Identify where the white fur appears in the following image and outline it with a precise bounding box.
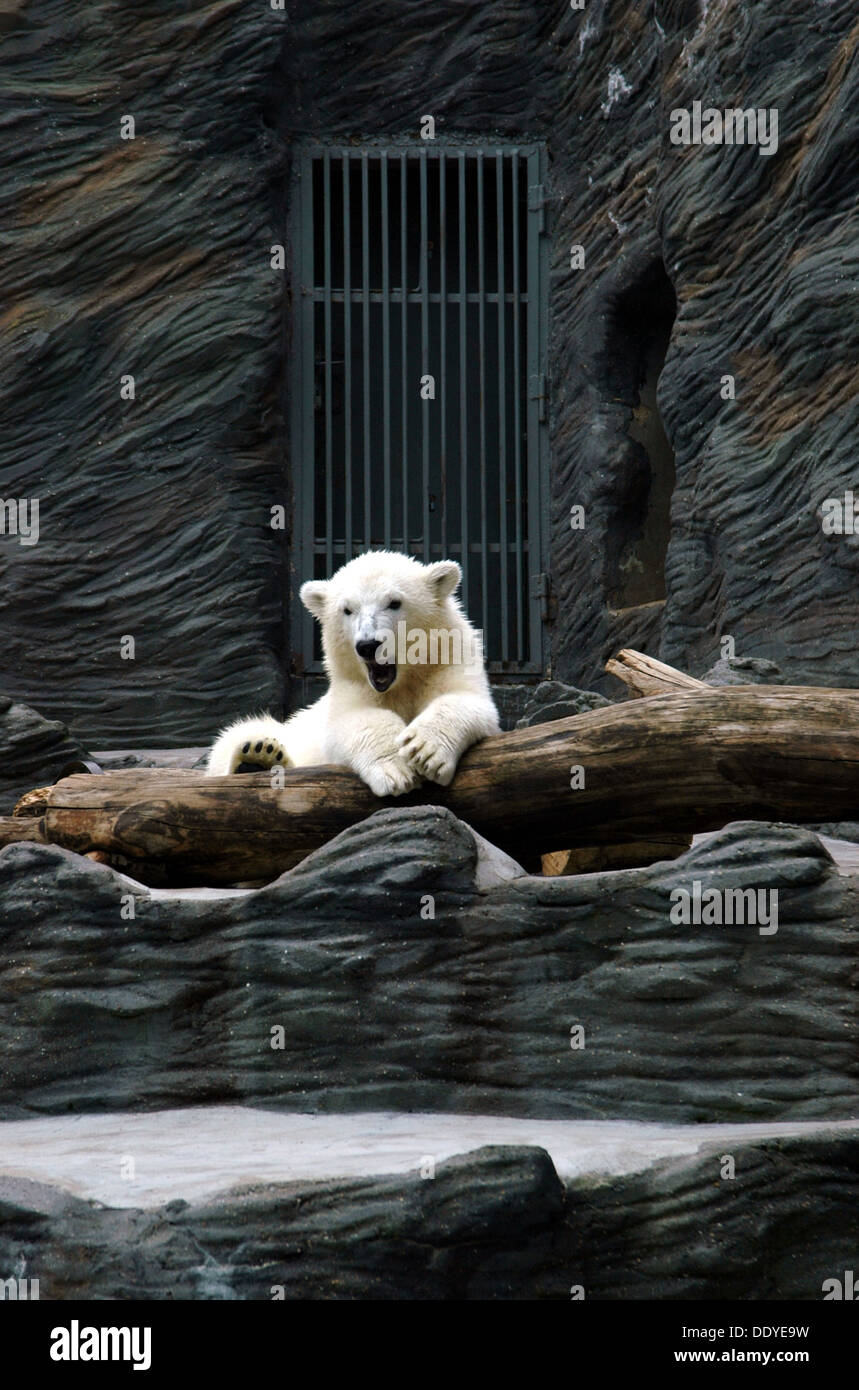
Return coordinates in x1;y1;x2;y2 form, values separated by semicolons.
205;551;500;796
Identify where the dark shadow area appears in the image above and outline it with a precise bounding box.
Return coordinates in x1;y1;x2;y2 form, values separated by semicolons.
604;262;677;610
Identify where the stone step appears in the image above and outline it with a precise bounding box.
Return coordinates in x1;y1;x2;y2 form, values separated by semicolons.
1;1108;857;1299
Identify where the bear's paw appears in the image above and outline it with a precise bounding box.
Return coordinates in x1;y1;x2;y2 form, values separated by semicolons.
362;753;423;798
236;735;291;770
396;725;458;787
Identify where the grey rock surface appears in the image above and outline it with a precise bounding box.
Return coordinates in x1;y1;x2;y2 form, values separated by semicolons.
1;3;286;747
2;0;857;1305
1;3;856;742
1;1119;857;1299
90;748;210;771
702;657;786;687
549;1;859;695
1;807;856;1124
515;681;611;728
0;697;90;813
489;685;537;732
813;822;859;847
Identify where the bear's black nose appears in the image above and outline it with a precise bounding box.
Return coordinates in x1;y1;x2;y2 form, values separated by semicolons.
356;639;381;662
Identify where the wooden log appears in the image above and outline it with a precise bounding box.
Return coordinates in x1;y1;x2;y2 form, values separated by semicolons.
35;684;859;884
542;835;693;877
12;785;52;817
542;650;703;871
606;648;709;697
0;815;47;846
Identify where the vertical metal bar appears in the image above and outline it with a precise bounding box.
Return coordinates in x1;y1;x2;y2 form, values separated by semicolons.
381;151;391;550
439;149;447;561
298;149;318;669
361;152;371;550
343;153;353;562
458;153;468;598
477;150;488;645
420;148;430;562
323;150;333;579
526;149;543;670
537;147;550;674
511;149;523;663
401;152;409;554
496;149;508;663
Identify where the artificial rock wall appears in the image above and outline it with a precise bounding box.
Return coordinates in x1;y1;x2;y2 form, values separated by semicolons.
2;0;857;745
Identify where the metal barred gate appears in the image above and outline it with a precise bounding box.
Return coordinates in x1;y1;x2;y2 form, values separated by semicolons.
289;142;549;681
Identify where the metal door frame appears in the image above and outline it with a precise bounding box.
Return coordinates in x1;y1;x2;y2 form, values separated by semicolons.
288;139;550;688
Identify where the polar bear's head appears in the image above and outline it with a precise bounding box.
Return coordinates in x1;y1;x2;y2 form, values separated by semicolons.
300;551;463;693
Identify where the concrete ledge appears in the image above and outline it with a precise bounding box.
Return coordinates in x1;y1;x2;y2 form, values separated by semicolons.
2;1110;858;1299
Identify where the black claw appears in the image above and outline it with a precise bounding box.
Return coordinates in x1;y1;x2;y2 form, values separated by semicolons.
242;742;250;754
255;741;263;752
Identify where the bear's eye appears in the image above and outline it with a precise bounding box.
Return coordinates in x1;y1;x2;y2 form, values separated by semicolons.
388;599;401;610
343;606;352;616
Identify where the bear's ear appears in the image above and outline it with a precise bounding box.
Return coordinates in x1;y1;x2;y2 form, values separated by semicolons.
425;560;462;601
300;580;329;618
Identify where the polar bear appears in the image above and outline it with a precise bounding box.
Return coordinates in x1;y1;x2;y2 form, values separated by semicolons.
205;550;500;797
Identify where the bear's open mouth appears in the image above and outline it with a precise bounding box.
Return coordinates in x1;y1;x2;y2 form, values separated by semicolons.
365;660;397;693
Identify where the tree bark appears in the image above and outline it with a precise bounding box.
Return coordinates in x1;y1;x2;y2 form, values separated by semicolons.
606;648;710;697
541;649;703;873
30;683;859;885
0;815;47;847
